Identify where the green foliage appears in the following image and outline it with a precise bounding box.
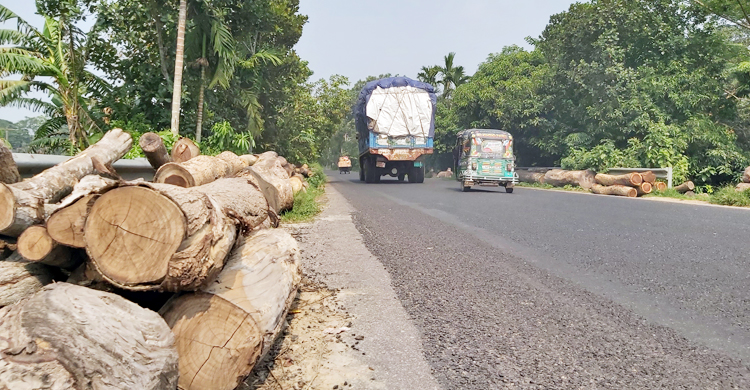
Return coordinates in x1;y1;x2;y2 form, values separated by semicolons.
280;162;326;223
201;120;252;155
710;186;750;206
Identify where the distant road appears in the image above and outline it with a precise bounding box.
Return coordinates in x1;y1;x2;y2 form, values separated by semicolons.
328;172;750;389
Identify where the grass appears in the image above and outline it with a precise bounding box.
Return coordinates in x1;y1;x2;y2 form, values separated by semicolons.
644;188;710;202
709;186;750;207
280;163;327;223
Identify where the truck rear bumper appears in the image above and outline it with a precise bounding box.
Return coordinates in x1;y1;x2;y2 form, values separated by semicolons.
364;148;433;161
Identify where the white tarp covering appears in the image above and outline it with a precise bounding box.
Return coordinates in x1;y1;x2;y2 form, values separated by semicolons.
365;86;434;137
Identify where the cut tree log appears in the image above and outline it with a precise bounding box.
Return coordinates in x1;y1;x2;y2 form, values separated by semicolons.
46;175;119;248
636;182;653;196
290;174;305;193
0;128;132;236
0;235;17;259
154;151;249;187
674;181;695;194
0;252;54;307
0;283;178;390
544;169;596;189
0;142;20;184
684;190;696;197
139;132;172;169
241;154;258;166
517;170;546;184
595;172;642;187
639;170;656;184
236;166;293;214
591;184;637;197
171;137;200;163
160;229;301;390
736;183;750;192
653;181;667;191
17;225;79;269
743;167;750;183
84;178;269;291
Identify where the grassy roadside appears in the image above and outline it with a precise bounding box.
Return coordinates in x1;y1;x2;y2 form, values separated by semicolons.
280;163;327;223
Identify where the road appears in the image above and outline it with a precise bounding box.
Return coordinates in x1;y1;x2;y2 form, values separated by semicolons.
327;171;750;389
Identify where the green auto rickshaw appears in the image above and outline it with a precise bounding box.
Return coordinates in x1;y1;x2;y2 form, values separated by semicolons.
453;129;518;193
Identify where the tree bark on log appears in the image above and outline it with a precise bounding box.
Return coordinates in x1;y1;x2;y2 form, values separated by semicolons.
517;170;546;184
160;229;301;390
0;142;20;184
674;181;695;194
653;181;667;191
595;172;642;187
154;152;248;187
0;252;54;307
236;166;293;214
241;154;258;166
544;169;596;189
639;171;656;184
0;283;178;390
736;183;750;191
0;235;17;260
742;167;750;183
0;129;132;237
140;132;172;169
171;137;200;163
290;174;305;193
84;178;269;291
17;225;79;269
636;182;653;196
591;184;637;197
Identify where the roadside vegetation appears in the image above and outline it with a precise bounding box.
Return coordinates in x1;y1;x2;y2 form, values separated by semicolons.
281;163;327;223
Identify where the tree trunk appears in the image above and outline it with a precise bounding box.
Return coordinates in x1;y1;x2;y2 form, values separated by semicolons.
241;154;259;166
0;143;20;184
517;170;546;184
149;0;171;85
170;0;188;136
0;252;54;307
154;152;247;187
140;132;172;169
0;235;17;260
0;129;132;236
17;225;78;269
595;172;642;187
653;181;667;191
636;182;653;196
290;174;305;193
736;183;750;191
591;184;637;197
196;65;206;143
84;178;269;292
544;169;596;189
674;181;695;194
160;229;301;390
236;166;293;214
639;171;656;184
171;137;200;163
0;283;178;390
743;167;750;183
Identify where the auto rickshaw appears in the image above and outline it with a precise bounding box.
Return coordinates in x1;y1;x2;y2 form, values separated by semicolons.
453;129;517;193
338;156;352;174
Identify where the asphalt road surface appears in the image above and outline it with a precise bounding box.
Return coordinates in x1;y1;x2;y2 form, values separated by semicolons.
327;171;750;389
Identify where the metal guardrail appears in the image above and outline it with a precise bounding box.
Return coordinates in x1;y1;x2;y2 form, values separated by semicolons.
13;153;156;181
516;166;674;188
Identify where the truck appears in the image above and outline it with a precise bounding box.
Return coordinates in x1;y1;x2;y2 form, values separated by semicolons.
354;77;436;183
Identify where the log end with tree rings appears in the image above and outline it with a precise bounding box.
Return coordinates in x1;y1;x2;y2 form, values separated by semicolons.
17;225;56;262
160;293;263;390
47;194;97;248
0;183;15;233
154;163;194;187
171;137;200;163
85;186;186;287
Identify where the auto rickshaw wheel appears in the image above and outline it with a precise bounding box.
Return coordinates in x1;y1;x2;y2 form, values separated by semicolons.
461;180;471;192
505;186;514;193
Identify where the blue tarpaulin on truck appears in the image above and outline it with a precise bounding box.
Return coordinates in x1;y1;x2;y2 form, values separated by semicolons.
354;77;438;138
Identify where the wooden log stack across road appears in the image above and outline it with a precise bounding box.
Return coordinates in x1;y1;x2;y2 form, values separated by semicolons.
0;128;310;389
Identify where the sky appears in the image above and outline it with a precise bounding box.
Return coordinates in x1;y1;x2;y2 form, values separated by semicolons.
0;0;577;123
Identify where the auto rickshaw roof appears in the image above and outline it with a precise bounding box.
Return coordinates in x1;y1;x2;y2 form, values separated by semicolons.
456;129;512;138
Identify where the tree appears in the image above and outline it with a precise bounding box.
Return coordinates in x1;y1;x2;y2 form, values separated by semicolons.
417;65;441;92
0;3;107;151
438;52;469;99
170;0;187;136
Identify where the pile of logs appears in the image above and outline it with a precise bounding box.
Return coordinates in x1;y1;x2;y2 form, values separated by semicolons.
0;129;311;389
517;168;691;198
736;166;750;192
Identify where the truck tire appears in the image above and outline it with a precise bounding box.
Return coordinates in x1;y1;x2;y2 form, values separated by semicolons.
359;158;365;181
364;157;380;183
409;165;425;183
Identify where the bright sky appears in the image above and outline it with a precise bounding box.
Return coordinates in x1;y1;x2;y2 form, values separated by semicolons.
0;0;577;123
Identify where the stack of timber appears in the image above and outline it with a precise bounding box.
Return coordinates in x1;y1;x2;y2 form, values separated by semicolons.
0;129;310;389
736;166;750;191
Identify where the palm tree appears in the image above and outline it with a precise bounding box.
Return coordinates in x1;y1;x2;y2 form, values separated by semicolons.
0;4;106;150
170;0;188;136
417;65;441;88
438;52;469;99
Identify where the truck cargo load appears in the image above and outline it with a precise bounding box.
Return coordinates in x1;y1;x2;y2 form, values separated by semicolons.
355;77;437;183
